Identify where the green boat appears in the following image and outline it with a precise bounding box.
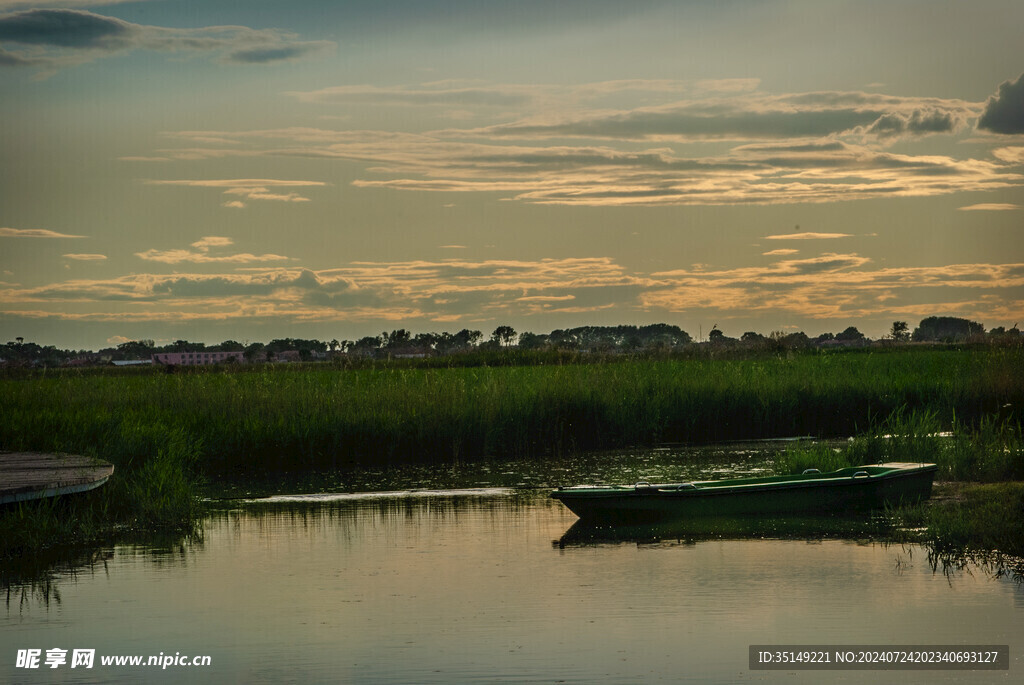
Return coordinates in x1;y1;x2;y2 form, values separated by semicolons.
551;462;937;523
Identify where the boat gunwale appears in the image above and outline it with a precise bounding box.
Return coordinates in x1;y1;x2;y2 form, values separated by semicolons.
552;463;937;501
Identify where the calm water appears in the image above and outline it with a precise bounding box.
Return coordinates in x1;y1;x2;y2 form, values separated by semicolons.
3;447;1023;683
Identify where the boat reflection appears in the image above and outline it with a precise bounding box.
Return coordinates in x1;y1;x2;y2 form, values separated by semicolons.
555;516;1024;582
556;513;901;548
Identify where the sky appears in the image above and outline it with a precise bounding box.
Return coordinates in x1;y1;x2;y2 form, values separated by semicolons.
1;0;1022;350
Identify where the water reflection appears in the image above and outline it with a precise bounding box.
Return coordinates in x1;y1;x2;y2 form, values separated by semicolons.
2;530;201;614
3;491;1022;684
556;513;898;547
205;438;813;499
556;513;1024;584
3;547;113;611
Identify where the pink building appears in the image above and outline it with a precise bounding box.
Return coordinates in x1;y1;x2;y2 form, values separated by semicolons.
152;351;245;365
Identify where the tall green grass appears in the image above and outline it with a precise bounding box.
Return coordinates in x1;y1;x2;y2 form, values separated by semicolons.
3;348;1020;472
774;408;1023;482
892;482;1024;562
0;426;203;559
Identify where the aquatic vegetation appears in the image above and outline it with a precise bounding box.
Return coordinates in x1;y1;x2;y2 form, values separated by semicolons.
3;348;1020;470
0;425;203;559
892;482;1024;560
775;408;1023;482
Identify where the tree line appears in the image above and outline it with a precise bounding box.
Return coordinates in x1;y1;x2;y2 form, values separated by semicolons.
1;316;1019;366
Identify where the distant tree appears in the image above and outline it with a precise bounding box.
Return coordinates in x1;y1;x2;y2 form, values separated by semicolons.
889;321;910;342
741;331;768;346
517;332;549;349
912;316;984;342
412;332;439;352
451;329;483;349
779;332;810;349
548;329;580;349
988;325;1021;344
215;339;245;352
351;336;382;355
382;329;411;349
266;338;327;355
637;324;691;348
835;326;866;343
169;339;204;352
814;332;835;344
244;342;265;362
492;325;517;347
708;326;725;344
116;339;155;358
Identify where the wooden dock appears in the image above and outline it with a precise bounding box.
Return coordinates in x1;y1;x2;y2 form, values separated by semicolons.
0;452;114;505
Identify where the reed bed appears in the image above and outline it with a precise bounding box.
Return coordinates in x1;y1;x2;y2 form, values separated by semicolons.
3;348;1020;472
774;408;1024;482
892;482;1024;562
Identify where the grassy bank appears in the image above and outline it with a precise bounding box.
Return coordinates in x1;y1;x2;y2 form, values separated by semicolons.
0;427;203;559
774;409;1024;482
1;347;1020;556
895;482;1024;559
3;348;1020;471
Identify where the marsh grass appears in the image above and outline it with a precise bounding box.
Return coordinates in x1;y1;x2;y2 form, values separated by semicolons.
3;348;1019;471
0;427;203;559
774;408;1023;482
890;482;1024;562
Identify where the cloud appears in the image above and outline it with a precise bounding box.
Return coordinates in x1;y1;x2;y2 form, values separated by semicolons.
288;84;534;107
284;80;972;146
141;79;1019;209
285;79;759;112
226;43;329;65
0;1;143;8
165;122;1022;207
763;249;799;256
147;178;325;189
958;203;1020;211
0;256;649;325
63;253;106;260
132;235;291;265
978;73;1024;135
135;249;291;265
644;257;1024;321
0;8;131;48
764;232;852;240
993;147;1024;164
0;8;334;71
0;227;84;238
146;178;326;204
191;236;234;249
478;91;979;142
0;43;35;64
4;251;1023;328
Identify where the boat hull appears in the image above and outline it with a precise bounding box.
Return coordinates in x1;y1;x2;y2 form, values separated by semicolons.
551;463;937;524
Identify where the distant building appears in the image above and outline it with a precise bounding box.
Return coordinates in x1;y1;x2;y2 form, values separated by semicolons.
152;351;244;366
112;359;153;367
